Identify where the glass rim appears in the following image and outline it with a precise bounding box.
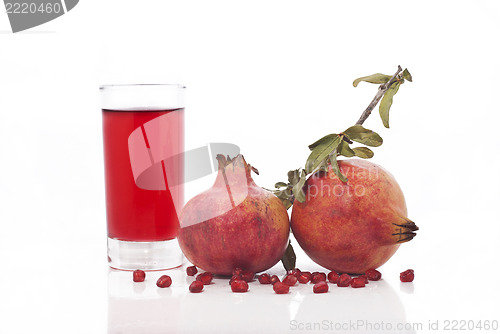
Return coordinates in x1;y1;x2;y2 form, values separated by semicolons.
99;83;186;90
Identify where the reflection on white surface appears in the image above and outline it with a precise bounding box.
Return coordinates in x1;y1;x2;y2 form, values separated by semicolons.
108;266;416;334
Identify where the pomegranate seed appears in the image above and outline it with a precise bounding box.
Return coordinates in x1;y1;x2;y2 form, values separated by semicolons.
313;281;329;293
189;280;204;293
351;277;366;288
196;272;213;285
186;266;198;276
310;272;327;284
297;274;310;284
270;275;280;285
365;268;382;281
282;274;298;286
230;279;249;293
327;271;340;284
258;273;272;284
240;271;255;282
133;270;146;282
232;267;243;276
337;273;352;287
229;274;242;285
300;271;312;281
290;268;302;278
400;269;415;282
273;281;290;294
156;275;172;288
359;274;369;284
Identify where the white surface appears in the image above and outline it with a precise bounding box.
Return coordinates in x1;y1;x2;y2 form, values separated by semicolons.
1;1;500;333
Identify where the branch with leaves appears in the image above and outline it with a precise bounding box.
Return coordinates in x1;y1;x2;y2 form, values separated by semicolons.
272;65;412;270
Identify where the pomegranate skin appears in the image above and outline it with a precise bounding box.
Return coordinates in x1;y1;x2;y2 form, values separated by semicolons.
178;155;290;276
291;159;417;274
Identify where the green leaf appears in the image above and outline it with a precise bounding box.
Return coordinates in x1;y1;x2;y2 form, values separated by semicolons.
402;68;412;82
329;153;348;182
281;241;297;271
275;182;288;189
305;136;341;174
352;147;374;159
339;140;355;157
292;169;307;203
343;125;383;147
308;134;337;151
287;169;300;185
379;82;401;128
353;73;392;87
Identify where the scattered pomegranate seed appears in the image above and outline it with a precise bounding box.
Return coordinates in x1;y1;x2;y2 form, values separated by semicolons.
282;274;298;286
270;275;280;285
337;273;352;287
400;269;415;282
258;273;272;284
297;274;310;284
327;271;340;284
300;271;312;281
313;281;329;293
196;272;213;285
359;274;369;284
365;268;382;281
240;271;255;282
351;277;366;288
156;275;172;288
189;280;204;293
230;279;249;293
229;274;242;285
232;267;243;276
273;281;290;294
310;272;327;284
133;270;146;282
290;268;302;278
186;266;198;276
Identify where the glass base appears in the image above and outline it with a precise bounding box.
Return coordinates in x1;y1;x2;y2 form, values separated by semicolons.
107;238;183;271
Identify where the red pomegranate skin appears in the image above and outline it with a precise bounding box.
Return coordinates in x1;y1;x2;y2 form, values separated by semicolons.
291;159;417;274
178;155;290;276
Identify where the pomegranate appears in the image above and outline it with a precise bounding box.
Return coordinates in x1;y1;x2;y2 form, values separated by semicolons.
291;159;418;274
178;155;290;276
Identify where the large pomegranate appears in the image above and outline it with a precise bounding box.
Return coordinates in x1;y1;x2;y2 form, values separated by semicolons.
291;158;418;274
178;155;290;276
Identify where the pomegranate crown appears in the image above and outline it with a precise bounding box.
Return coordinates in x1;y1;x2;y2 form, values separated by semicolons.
216;154;259;176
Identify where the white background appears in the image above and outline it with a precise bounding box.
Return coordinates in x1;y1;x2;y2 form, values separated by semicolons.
1;1;499;333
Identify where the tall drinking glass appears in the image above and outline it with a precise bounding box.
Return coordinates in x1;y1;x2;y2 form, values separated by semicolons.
100;84;185;270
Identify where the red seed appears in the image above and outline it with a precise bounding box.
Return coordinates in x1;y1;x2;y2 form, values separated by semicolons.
290;268;302;278
327;271;340;284
133;270;146;282
400;269;415;282
359;274;369;284
240;271;255;282
365;268;382;281
258;273;272;284
273;282;290;294
313;281;329;293
310;272;327;284
282;274;298;286
186;266;198;276
232;267;243;276
351;277;366;288
189;280;204;293
300;271;312;281
196;272;213;285
297;274;310;284
229;274;242;285
230;279;249;293
337;273;352;287
156;275;172;288
270;275;280;285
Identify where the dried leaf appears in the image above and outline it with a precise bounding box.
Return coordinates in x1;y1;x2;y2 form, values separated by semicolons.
339;140;355;157
305;136;341;174
308;134;338;151
287;169;300;185
343;125;383;147
352;147;374;159
353;73;392;87
292;170;307;203
281;241;297;271
379;82;401;128
329;153;348;182
275;182;288;189
402;68;412;82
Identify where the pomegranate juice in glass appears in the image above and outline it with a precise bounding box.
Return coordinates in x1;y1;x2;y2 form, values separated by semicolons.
100;84;185;270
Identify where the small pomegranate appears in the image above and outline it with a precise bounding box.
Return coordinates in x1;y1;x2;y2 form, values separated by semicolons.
178;155;290;276
291;159;418;274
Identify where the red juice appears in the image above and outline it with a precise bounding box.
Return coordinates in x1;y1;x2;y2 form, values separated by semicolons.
102;108;184;242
